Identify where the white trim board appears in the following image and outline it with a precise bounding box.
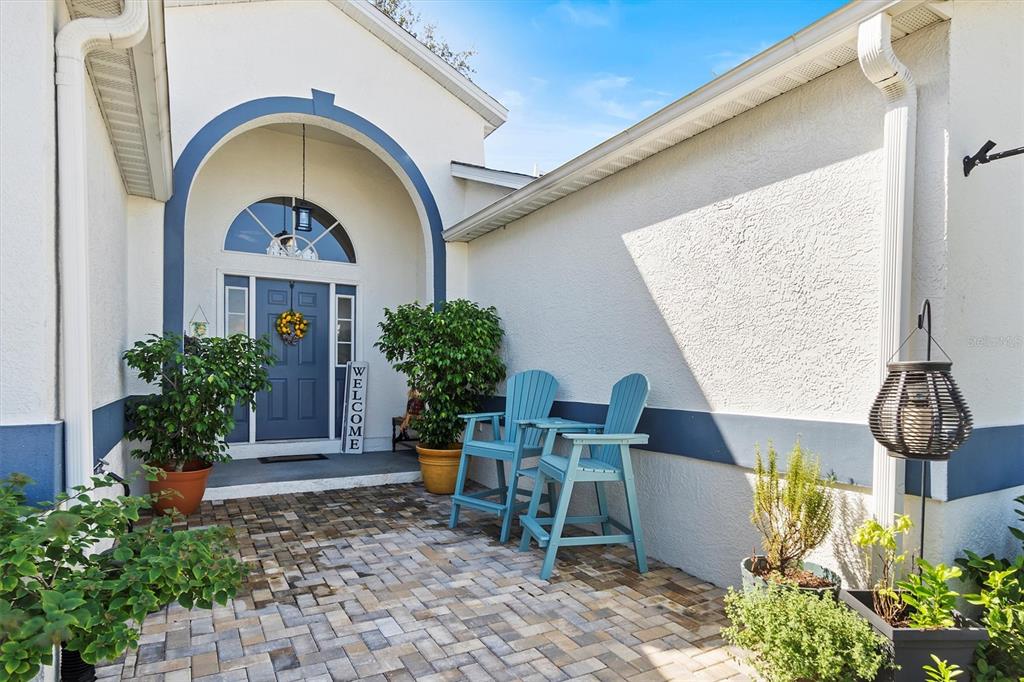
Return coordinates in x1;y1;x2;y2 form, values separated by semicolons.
203;470;422;501
226;436;393;459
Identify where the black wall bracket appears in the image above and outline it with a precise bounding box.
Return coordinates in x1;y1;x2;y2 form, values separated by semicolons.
963;139;1024;177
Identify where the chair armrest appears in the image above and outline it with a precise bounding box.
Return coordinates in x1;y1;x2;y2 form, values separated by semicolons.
524;418;603;431
458;411;503;420
562;433;649;445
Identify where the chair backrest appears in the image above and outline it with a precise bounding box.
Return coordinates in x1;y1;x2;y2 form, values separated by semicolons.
503;369;559;446
594;373;650;466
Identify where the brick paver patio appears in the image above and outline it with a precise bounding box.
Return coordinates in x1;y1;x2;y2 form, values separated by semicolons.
97;483;749;681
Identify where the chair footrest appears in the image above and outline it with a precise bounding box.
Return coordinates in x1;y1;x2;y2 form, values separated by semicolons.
519;515;550;547
452;494;504;514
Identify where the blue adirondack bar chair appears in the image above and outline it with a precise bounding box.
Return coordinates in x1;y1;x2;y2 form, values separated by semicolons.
449;369;559;543
518;373;650;580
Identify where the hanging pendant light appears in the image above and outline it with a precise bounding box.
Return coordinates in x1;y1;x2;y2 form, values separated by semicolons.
869;300;973;460
868;299;972;565
294;124;312;232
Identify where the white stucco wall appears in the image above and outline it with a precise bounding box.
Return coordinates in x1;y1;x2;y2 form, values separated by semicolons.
163;0;494;299
183;125;425;452
461;22;1020;587
0;0;58;425
944;0;1024;429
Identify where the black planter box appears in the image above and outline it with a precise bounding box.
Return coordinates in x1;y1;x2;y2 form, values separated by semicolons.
840;589;987;681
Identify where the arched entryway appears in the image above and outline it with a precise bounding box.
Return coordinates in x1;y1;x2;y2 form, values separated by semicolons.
163;89;445;336
164;90;439;454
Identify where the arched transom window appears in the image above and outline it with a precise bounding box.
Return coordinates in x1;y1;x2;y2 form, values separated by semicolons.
224;196;356;263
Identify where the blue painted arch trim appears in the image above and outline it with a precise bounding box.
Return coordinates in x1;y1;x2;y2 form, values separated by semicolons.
163;89;445;334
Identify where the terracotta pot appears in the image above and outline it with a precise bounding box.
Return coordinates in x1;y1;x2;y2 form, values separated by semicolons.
416;444;462;494
149;464;212;516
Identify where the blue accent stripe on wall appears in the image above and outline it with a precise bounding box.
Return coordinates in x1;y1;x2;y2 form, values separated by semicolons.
92;397;127;460
484;396;1023;501
0;422;63;504
164;89;446;336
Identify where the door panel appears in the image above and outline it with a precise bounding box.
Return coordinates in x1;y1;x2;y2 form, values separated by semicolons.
255;279;330;440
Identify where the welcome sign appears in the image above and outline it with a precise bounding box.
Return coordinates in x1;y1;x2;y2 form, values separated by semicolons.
343;361;368;453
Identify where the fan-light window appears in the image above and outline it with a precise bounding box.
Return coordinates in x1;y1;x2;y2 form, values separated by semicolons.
224;196;355;263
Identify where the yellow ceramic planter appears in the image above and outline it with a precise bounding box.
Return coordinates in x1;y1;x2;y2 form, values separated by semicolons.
416;444;462;494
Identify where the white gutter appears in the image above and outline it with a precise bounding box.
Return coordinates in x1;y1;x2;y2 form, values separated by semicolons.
56;0;149;491
858;12;917;524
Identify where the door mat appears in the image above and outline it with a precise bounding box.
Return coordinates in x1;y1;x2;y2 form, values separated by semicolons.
257;454;329;464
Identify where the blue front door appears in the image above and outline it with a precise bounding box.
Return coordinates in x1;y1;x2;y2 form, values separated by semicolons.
256;278;330;440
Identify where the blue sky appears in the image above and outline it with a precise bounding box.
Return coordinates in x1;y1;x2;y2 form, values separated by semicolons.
411;0;847;174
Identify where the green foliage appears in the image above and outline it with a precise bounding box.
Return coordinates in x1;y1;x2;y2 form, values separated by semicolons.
124;333;273;470
965;555;1024;679
723;584;889;682
897;559;962;629
853;513;913;625
372;0;476;76
0;474;247;681
923;655;964;682
751;441;835;577
375;300;505;449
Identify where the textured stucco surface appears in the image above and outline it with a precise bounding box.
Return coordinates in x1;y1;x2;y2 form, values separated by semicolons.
0;0;58;424
164;0;489;236
182;126;425;451
944;0;1024;428
466;25;950;424
461;25;981;587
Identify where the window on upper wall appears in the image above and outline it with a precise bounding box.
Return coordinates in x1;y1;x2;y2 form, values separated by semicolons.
224;196;356;263
336;294;354;366
225;286;248;336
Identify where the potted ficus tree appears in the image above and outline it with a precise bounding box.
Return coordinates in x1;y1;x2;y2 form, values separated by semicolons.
0;472;247;682
124;333;273;515
742;441;841;595
841;514;988;681
375;300;505;494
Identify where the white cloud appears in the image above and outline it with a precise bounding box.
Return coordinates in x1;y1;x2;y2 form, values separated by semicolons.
551;0;616;28
707;41;774;77
572;75;665;121
498;89;526;109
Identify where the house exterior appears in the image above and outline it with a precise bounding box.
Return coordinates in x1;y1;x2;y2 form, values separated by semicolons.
0;0;1020;589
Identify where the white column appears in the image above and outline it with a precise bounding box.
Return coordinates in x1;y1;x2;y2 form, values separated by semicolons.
55;1;149;490
858;13;917;523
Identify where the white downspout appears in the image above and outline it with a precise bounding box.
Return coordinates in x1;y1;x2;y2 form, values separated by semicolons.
56;0;149;491
858;13;917;524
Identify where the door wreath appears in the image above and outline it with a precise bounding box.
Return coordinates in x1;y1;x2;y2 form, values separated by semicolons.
276;309;308;345
275;282;309;345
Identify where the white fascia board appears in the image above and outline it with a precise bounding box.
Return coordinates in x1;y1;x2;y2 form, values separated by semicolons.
451;162;535;190
132;0;173;201
444;0;935;242
329;0;508;135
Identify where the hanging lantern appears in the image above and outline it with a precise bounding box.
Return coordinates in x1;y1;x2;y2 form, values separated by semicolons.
294;202;312;232
869;360;972;460
869;300;973;461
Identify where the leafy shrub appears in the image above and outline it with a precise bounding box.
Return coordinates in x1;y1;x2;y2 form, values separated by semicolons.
124;333;273;470
751;441;835;578
375;300;505;448
897;559;962;629
0;473;247;681
723;584;889;682
965;555;1024;680
853;513;913;624
923;655;964;681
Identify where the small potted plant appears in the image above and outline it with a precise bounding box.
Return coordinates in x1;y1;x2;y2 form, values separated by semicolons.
842;515;988;681
723;582;890;681
376;300;505;494
742;441;840;595
0;472;247;682
124;333;273;515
